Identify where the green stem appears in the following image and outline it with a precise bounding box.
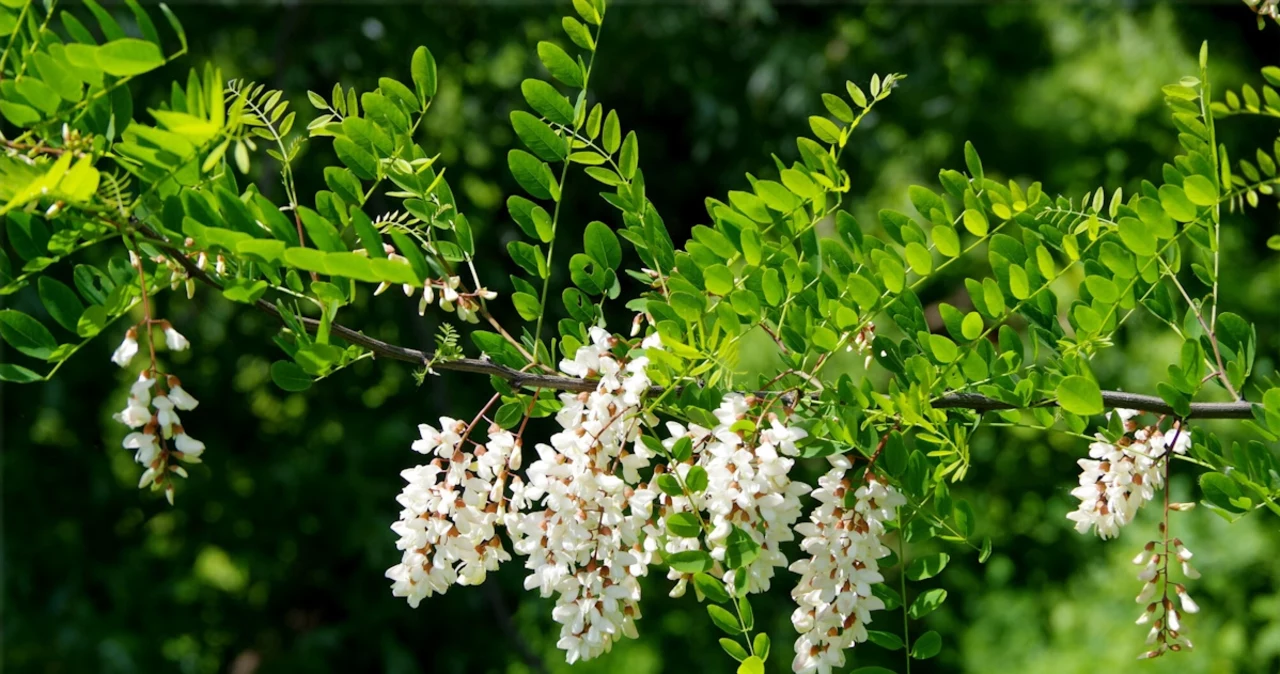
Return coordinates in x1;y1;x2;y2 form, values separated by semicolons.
532;26;602;364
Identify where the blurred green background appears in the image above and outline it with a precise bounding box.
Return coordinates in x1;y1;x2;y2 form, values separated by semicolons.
4;1;1279;672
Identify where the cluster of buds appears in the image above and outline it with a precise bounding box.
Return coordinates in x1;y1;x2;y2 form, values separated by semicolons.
413;275;495;324
361;244;497;324
1134;532;1200;658
846;323;876;369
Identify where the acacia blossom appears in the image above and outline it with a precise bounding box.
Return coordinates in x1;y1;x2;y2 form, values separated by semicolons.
654;393;810;596
384;421;520;607
1066;413;1191;539
108;301;205;502
503;328;661;664
790;457;905;674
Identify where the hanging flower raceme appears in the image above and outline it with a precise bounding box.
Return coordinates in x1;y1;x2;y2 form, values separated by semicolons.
384;420;520;608
110;312;204;503
654;393;811;597
1134;534;1200;658
504;327;661;664
1066;413;1191;539
790;457;905;674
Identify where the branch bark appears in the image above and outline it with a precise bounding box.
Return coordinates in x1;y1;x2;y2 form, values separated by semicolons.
152;229;1255;420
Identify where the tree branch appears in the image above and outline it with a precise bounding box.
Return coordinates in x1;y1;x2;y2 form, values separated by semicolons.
150;229;1254;420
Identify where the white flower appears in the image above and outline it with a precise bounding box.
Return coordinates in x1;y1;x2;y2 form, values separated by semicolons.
162;322;189;351
124;431;160;466
152;396;179;438
175;432;205;459
115;396;152;428
167;375;199;411
112;327;139;367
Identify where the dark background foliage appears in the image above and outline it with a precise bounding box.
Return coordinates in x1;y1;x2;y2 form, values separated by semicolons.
4;1;1279;673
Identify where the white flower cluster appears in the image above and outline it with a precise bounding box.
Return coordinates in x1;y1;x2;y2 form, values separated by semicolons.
790;456;905;674
1134;536;1200;658
386;326;663;665
504;327;661;664
1066;411;1191;539
655;393;810;596
384;419;521;608
111;320;203;504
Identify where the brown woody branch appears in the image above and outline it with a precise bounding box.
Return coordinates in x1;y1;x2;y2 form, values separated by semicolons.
150;228;1255;420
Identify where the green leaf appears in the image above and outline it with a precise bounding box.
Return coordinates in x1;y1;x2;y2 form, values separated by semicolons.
809;116;841;144
904;242;933;275
1056;375;1103;416
1182;174;1217;207
1118;217;1156;257
411;46;438;104
1199;472;1247;513
655;473;683;497
670;436;693;463
511;110;567;162
1084;276;1119;304
866;630;905;651
965;141;984;182
736;656;764;674
906;552;950;581
707;605;741;635
928;334;958;363
508;150;556;201
724;526;760;569
822;92;855;123
1159;184;1197;222
521;79;575;127
963;208;988;236
667;512;702;538
961;312;983;340
618;131;638;180
536;41;584;88
494;401;525;429
222;279;269;304
73;265;115;306
334;137;377;180
94;38;164;76
910;631;942;660
1008;265;1030;299
562;16;595;51
38;277;84;332
719;639;748;663
753;633;770;661
666;549;712;573
908;588;948;619
695;572;731;603
603;109;621;154
0;310;57;359
685;465;709;493
0;363;42;382
704;264;734;296
934;225;960;257
584;221;621;270
270;360;313;392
